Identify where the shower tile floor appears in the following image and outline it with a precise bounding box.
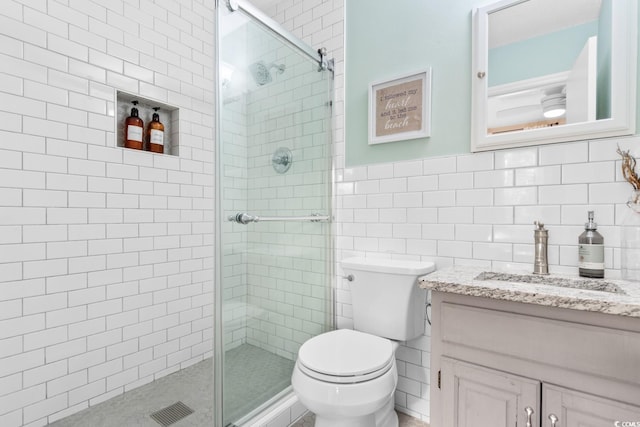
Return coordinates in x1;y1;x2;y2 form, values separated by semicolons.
49;344;294;427
224;344;295;423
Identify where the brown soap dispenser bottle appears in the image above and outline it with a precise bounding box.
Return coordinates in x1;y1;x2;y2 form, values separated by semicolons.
124;100;144;150
146;107;164;153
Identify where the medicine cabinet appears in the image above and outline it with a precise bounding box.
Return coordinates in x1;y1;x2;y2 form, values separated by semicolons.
471;0;637;152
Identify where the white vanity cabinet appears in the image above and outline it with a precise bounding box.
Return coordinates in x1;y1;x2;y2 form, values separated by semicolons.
543;384;640;427
441;358;640;427
441;358;540;427
429;291;640;427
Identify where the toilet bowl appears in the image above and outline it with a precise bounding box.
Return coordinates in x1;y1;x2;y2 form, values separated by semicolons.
291;329;399;427
291;257;436;427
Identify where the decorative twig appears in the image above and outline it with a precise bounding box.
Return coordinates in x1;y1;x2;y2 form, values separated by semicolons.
617;146;640;190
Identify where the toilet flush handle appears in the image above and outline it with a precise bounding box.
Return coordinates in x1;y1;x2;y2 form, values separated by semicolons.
342;274;354;282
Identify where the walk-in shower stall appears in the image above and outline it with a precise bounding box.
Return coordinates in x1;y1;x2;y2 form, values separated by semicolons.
216;1;334;425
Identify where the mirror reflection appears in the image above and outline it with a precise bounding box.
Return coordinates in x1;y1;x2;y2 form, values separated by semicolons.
487;0;609;135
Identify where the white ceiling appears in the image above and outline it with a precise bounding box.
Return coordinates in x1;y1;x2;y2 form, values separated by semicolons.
489;0;602;48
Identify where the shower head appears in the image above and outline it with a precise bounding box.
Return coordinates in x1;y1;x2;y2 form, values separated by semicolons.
249;60;285;86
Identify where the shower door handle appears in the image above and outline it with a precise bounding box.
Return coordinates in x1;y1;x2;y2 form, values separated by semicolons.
227;212;330;224
228;213;258;224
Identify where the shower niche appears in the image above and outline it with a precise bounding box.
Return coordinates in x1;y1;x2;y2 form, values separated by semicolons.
116;91;180;156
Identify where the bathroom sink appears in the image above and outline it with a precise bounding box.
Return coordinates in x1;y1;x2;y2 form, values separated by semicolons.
474;271;626;295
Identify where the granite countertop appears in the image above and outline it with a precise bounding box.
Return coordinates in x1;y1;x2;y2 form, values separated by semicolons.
419;266;640;318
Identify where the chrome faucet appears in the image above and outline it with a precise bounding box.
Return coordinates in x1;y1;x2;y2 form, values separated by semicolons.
533;221;549;275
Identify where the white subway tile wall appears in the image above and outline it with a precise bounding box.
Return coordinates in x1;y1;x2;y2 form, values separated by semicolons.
0;0;215;425
253;1;345;426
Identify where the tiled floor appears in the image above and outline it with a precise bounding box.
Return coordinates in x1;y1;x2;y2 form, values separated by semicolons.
47;343;429;427
49;358;214;427
50;344;294;427
223;344;294;423
291;411;430;426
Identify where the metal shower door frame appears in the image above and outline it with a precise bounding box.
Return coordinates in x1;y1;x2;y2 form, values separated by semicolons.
225;0;332;72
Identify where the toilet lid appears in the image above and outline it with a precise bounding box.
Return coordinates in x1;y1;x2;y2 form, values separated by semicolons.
298;329;394;378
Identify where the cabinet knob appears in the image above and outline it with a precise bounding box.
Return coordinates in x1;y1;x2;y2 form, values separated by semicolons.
549;414;559;426
525;406;534;427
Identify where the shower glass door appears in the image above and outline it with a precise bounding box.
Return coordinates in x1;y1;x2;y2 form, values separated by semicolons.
217;3;333;426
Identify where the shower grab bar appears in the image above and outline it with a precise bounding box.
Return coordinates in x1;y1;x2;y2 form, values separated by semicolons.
227;212;330;225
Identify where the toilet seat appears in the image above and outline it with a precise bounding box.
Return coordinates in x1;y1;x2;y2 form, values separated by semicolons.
297;329;394;384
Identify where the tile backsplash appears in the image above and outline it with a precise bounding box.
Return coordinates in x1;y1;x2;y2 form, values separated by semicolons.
337;137;638;275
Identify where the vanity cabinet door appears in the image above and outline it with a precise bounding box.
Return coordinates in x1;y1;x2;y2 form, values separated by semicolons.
441;357;541;427
543;384;640;427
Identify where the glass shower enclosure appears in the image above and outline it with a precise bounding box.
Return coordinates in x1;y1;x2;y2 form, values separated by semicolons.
215;1;334;425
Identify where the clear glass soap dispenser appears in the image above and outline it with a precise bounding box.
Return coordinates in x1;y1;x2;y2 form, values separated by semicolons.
578;211;604;278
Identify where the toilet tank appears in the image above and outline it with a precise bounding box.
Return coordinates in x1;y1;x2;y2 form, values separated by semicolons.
341;257;435;341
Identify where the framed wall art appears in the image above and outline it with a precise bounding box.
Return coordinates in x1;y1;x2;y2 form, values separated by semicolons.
368;68;432;145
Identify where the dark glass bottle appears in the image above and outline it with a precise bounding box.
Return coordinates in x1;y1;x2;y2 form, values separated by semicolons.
146;107;164;153
124;100;144;150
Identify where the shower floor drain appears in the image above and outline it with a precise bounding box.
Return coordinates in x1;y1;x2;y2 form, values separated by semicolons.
150;401;194;426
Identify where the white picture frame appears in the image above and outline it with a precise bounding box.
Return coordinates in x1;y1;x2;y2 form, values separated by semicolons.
368;68;432;145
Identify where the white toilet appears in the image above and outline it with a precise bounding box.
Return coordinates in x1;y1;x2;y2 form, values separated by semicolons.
291;257;435;427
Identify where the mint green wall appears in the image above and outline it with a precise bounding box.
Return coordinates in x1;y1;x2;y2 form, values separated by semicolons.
345;1;640;167
488;21;598;87
345;0;475;166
